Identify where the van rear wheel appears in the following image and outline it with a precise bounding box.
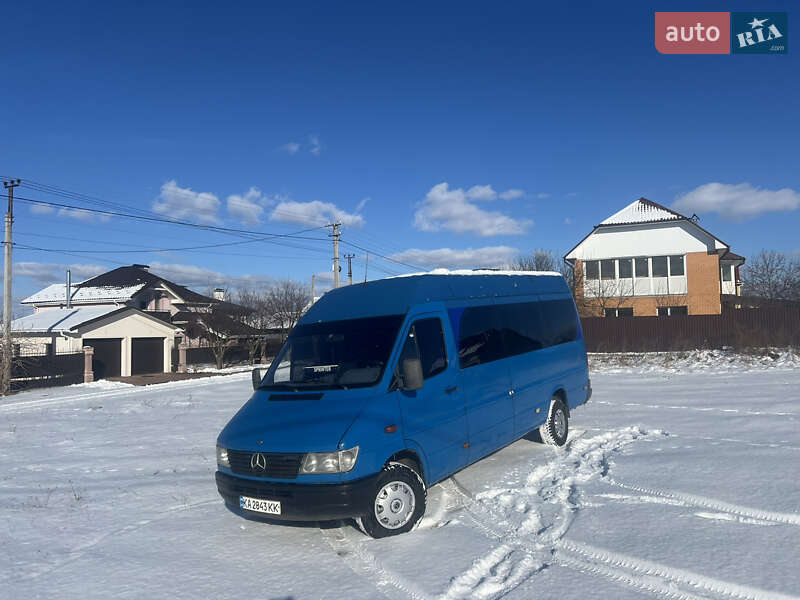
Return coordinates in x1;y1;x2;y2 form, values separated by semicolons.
358;462;426;538
539;397;569;446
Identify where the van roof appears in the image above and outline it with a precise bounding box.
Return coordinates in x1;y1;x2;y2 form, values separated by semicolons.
302;270;569;323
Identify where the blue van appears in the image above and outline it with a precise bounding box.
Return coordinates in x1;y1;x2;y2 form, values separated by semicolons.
215;271;591;537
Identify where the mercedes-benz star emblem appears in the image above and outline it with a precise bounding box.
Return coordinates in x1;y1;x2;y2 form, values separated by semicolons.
250;452;267;471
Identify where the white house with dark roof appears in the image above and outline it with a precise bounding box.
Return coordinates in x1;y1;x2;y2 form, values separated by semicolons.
564;198;745;317
13;264;245;378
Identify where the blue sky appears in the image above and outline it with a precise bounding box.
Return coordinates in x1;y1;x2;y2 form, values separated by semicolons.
2;1;798;307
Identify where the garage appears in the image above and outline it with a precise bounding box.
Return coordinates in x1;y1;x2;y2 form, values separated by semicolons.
84;338;122;379
131;337;165;375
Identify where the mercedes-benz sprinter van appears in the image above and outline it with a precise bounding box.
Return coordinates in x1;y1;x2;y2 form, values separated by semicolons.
216;271;591;537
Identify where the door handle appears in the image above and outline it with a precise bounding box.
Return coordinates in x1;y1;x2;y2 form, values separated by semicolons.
445;385;458;394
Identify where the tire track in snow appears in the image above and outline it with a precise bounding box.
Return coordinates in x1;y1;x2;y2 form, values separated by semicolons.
438;426;658;599
437;427;797;600
593;400;797;418
320;524;433;600
604;478;800;526
556;539;800;600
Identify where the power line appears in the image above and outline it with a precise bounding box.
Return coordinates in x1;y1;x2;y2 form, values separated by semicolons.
339;238;423;271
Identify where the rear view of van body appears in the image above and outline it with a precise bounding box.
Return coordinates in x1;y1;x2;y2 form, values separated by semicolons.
216;271;591;537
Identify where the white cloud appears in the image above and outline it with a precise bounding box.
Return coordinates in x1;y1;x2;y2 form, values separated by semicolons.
309;135;322;156
30;204;55;215
390;246;519;269
673;182;800;220
270;200;365;228
153;180;221;224
281;142;301;155
57;207;111;222
149;261;272;289
413;182;532;236
535;193;550;200
226;187;274;226
466;185;498;201
500;189;526;200
14;262;106;286
355;197;370;213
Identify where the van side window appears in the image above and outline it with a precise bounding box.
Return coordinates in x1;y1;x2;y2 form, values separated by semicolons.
458;305;505;368
398;318;448;380
413;318;448;378
458;299;579;369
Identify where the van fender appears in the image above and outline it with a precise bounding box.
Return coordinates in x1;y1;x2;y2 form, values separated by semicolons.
396;438;431;486
547;385;570;417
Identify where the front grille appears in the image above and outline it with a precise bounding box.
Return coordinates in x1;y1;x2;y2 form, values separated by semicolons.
227;450;304;479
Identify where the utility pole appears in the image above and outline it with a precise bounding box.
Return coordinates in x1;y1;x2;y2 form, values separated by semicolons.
327;222;341;288
344;253;355;285
311;274;315;302
3;178;20;395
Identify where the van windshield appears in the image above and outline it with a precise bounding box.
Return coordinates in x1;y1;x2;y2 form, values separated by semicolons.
260;314;405;390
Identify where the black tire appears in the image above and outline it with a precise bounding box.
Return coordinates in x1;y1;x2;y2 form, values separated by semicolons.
358;462;426;538
539;397;569;446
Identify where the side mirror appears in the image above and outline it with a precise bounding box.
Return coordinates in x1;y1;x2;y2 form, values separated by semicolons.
251;368;263;391
401;358;424;391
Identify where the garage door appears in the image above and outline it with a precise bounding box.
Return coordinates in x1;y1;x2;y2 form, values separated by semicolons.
131;337;165;375
84;338;122;379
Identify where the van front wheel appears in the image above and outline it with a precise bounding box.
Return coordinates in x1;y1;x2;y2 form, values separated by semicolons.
539;397;569;446
358;462;426;538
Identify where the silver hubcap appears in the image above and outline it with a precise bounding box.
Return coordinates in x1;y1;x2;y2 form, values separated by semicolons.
374;481;415;530
554;409;566;439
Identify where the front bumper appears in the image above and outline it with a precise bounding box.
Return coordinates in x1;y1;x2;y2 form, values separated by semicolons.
215;470;379;522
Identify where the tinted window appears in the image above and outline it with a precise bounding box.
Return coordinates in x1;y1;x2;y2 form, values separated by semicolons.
671;306;688;315
413;318;447;378
657;307;669;317
458;299;578;368
605;308;617;318
584;260;599;280
601;259;616;280
617;307;634;317
458;305;505;368
722;265;732;282
652;256;668;277
670;255;684;276
635;258;649;277
618;258;633;278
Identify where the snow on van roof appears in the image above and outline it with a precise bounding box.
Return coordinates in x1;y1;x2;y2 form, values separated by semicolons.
389;268;562;279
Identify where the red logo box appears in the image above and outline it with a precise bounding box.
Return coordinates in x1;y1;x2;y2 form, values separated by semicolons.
655;12;730;54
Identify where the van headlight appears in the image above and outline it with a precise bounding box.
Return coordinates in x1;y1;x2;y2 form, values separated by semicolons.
216;445;230;468
300;447;359;474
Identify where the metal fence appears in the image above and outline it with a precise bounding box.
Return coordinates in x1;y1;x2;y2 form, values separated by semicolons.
581;306;800;352
10;351;85;392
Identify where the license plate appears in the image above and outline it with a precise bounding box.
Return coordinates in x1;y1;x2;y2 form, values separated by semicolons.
239;495;281;515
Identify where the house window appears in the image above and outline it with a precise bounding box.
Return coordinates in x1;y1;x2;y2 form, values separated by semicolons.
635;258;649;277
669;255;684;276
652;256;668;277
605;307;633;318
584;260;599;280
722;265;732;282
658;306;688;316
618;258;633;279
600;259;616;280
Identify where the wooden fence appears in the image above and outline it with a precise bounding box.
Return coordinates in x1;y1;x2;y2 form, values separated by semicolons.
581;306;800;352
11;352;85;392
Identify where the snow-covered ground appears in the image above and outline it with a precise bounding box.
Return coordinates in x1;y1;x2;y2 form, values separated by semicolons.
2;361;799;599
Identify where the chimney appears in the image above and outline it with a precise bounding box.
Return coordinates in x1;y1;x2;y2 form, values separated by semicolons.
213;288;225;301
66;269;72;309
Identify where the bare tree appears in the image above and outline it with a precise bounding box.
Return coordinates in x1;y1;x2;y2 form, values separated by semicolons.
237;288;272;364
741;250;800;301
510;249;557;272
265;280;311;341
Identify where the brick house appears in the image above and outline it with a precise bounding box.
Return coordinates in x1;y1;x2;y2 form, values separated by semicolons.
564;198;745;317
